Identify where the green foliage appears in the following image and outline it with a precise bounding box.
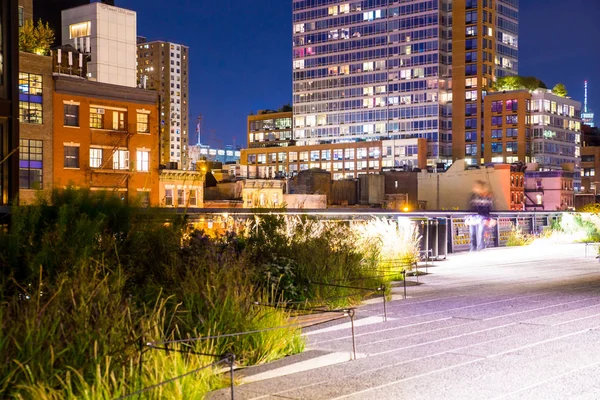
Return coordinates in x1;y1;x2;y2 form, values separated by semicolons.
493;76;547;92
0;190;421;398
552;83;568;97
19;19;55;55
0;190;303;399
506;227;535;246
554;213;600;243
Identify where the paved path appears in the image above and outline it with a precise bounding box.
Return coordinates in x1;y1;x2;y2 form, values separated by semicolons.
210;242;600;400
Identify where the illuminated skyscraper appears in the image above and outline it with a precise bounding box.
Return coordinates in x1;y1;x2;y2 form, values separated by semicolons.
292;0;519;168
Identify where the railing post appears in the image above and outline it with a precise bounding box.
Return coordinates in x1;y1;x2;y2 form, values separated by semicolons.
348;309;357;360
138;335;144;398
228;353;235;400
380;284;387;322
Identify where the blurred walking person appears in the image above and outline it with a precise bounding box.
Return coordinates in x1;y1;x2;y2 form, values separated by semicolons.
467;180;494;251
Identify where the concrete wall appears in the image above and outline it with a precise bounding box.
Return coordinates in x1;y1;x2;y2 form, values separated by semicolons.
383;171;418;208
358;174;384;205
418;160;512;211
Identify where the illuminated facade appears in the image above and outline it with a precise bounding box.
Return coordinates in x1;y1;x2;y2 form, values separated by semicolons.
248;111;294;148
292;0;519;168
137;39;189;170
61;2;137;87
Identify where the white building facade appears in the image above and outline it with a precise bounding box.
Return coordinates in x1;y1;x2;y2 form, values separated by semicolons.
61;2;137;87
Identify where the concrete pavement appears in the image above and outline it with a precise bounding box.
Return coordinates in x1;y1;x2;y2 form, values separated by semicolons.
209;242;600;399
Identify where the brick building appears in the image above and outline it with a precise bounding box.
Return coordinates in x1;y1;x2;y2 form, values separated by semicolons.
18;52;54;203
52;73;160;205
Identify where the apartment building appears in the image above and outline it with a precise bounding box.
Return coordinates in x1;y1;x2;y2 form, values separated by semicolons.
137;39;189;170
52;72;160;206
291;0;519;170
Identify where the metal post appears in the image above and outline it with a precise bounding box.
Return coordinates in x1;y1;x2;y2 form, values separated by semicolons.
138;336;144;398
229;354;235;400
403;270;407;299
380;285;387;322
349;309;357;360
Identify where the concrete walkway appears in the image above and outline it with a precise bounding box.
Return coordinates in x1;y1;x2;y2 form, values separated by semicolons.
209;242;600;400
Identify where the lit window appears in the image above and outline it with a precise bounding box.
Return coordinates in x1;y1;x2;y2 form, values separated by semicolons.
69;21;91;39
90;108;104;129
90;148;103;168
137;113;149;133
113;150;129;170
136;151;149;172
18;73;43;124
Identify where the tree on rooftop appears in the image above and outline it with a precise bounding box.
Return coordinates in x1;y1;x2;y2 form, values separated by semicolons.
552;83;568;97
19;19;54;56
493;76;547;92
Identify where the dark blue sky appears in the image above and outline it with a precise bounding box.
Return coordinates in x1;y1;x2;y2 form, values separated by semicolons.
120;0;600;148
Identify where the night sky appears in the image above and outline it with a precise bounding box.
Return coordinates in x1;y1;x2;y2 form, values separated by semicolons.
119;0;600;148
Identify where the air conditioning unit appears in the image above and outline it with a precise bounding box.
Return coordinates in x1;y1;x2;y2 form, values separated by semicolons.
97;108;105;114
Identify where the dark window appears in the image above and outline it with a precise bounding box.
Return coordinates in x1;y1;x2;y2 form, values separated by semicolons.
466;10;478;24
491;143;503;153
491;129;503;139
64;146;80;168
465;103;478;116
506;142;518;152
506;128;518;137
64;104;79;127
492;116;503;126
465;131;477;142
582;155;595;162
465;64;477;76
18;73;43;124
491;101;503;113
19;139;43;189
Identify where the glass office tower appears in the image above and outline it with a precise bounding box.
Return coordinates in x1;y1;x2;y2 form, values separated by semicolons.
292;0;452;165
292;0;519;167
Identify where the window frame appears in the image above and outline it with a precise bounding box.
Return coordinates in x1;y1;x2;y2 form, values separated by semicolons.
19;139;43;189
64;145;80;168
64;104;79;127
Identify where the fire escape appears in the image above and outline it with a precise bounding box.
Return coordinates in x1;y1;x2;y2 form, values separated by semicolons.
87;116;136;196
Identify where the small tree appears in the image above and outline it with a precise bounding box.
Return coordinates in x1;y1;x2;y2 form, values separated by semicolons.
19;19;54;56
552;83;568;97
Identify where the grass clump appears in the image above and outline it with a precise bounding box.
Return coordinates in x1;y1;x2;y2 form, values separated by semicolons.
506;227;535;246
